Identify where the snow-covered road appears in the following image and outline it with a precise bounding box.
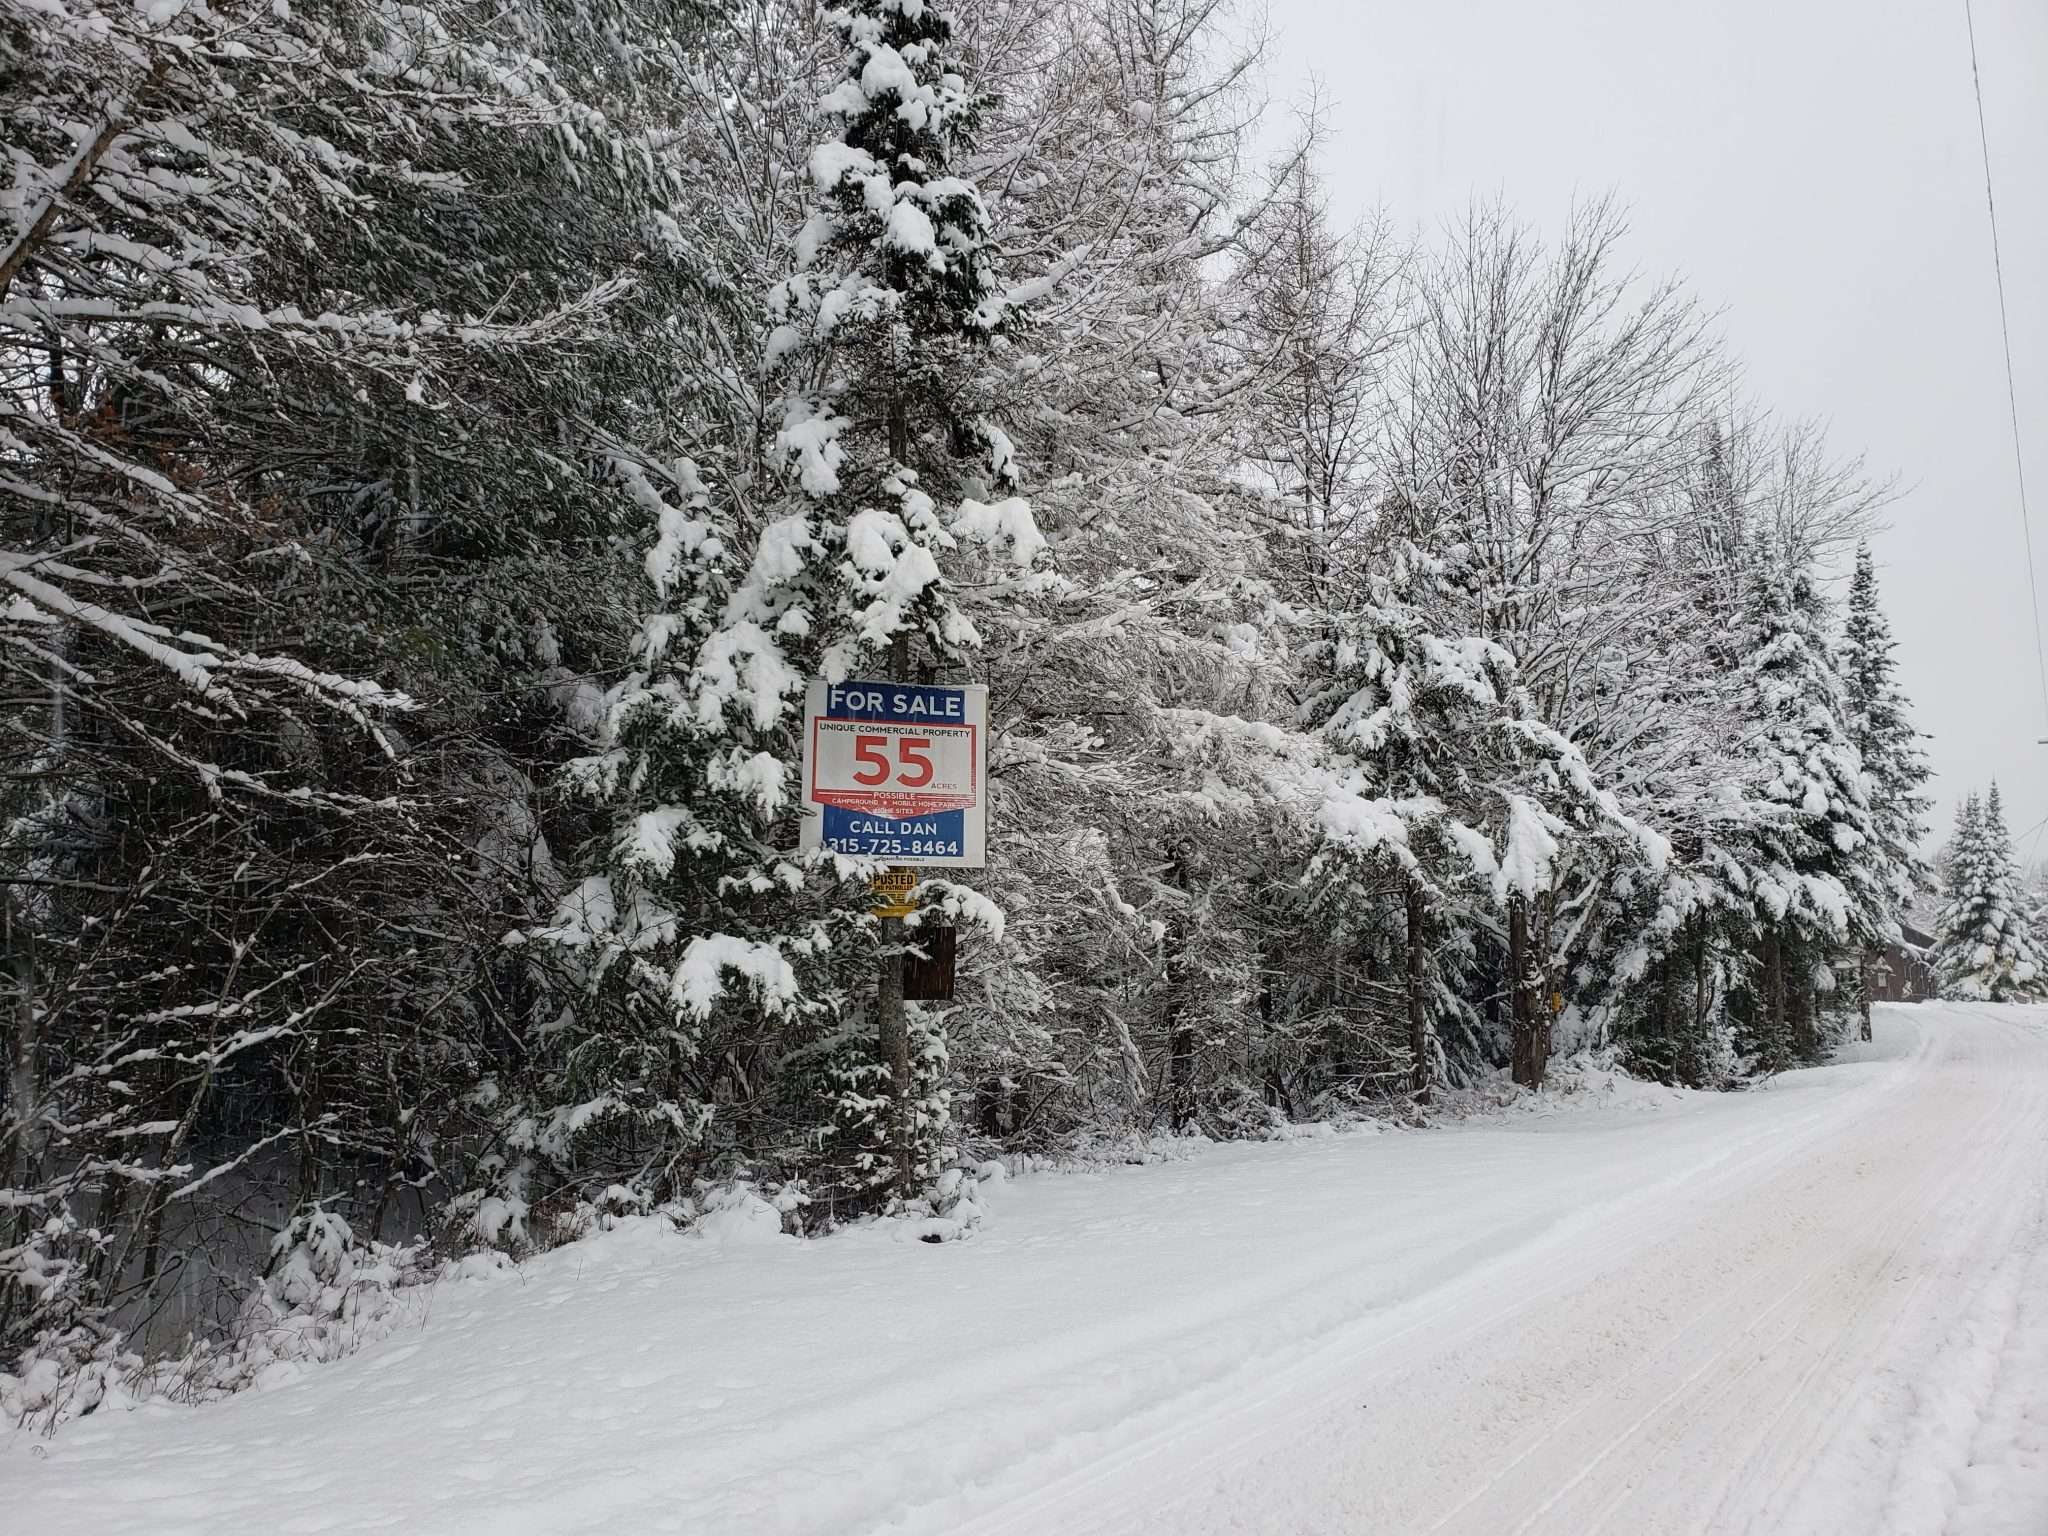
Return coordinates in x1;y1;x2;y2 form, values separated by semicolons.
7;1003;2047;1535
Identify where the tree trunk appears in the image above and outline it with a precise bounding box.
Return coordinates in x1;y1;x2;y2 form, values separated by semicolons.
1161;835;1196;1129
1405;877;1430;1104
1166;1004;1195;1129
1859;950;1874;1042
1165;949;1193;1130
1653;956;1676;1057
1762;928;1787;1070
4;905;38;1222
1510;897;1544;1087
1690;924;1711;1085
1788;958;1813;1060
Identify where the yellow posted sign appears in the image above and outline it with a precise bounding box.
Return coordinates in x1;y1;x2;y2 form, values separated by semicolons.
870;869;918;919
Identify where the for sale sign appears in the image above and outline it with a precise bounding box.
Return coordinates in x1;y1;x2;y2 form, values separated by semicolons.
799;680;987;867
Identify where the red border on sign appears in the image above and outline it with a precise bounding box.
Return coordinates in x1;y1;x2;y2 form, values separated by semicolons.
808;715;979;821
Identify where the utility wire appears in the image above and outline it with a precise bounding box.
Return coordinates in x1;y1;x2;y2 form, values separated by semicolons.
2016;807;2048;879
1964;0;2048;734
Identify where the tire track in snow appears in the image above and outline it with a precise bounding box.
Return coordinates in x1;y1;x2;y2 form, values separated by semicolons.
900;1007;2048;1536
1432;1009;2041;1535
1492;1056;1998;1536
1420;1010;2008;1535
918;1021;1918;1535
915;1085;1863;1536
1622;1008;2041;1536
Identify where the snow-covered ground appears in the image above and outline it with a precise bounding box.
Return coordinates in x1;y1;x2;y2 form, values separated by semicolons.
7;1002;2047;1535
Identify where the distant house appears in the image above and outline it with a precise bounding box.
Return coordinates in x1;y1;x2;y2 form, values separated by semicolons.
1869;922;1938;1003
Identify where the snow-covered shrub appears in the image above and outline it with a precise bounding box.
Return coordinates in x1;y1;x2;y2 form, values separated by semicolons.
771;1179;813;1236
5;1207;457;1428
229;1209;443;1386
1;1324;140;1431
0;1205;140;1429
690;1183;790;1245
1203;1080;1290;1142
549;1184;655;1246
892;1160;1003;1244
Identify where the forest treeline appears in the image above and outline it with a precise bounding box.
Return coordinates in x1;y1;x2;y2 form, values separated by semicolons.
2;0;1930;1388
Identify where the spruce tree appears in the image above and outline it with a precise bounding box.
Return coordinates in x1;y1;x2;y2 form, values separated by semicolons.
1839;544;1932;934
519;1;1046;1211
1732;535;1877;1066
1836;542;1930;1037
1934;785;2048;1002
1304;541;1508;1099
759;0;1044;1189
514;456;856;1215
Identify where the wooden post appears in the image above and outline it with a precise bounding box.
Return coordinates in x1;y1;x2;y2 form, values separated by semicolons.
880;326;912;1190
877;634;913;1194
1405;876;1430;1104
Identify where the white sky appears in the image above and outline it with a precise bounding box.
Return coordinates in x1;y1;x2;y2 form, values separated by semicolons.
1263;0;2048;861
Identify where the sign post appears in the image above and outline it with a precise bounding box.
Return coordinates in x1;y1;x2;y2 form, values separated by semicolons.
800;677;987;1192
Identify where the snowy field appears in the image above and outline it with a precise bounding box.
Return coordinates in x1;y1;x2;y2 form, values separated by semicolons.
6;1002;2047;1536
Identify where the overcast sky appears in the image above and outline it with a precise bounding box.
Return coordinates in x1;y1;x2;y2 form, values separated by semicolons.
1262;0;2048;864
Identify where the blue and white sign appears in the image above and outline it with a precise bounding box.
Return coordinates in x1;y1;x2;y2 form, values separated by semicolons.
799;679;988;867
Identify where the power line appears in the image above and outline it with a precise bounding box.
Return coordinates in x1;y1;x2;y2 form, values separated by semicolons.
1964;0;2048;735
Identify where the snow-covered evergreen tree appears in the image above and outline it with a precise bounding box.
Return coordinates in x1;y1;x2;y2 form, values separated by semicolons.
904;0;1325;1137
1307;538;1666;1094
1934;786;2048;1003
1839;543;1932;936
1;0;736;1348
1730;534;1877;1067
1304;541;1504;1099
1574;448;1756;1087
506;457;856;1222
2027;862;2048;961
747;0;1044;1189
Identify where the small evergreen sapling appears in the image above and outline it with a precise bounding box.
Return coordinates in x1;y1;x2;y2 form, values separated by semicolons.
515;456;855;1213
